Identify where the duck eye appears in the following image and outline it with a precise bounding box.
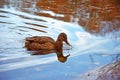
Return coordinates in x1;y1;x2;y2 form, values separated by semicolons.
63;35;67;40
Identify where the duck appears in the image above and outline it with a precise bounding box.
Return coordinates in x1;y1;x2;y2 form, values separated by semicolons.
24;33;71;63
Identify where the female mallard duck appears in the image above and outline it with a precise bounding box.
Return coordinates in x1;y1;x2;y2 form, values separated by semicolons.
24;33;71;63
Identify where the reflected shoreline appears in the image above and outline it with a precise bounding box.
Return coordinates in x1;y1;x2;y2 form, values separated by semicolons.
35;0;120;36
0;0;120;37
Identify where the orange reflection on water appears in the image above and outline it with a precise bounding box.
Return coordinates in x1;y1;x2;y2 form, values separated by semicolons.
36;0;77;22
36;0;120;36
88;0;120;35
0;0;120;36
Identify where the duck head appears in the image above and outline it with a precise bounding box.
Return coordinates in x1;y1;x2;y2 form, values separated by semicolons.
57;33;70;46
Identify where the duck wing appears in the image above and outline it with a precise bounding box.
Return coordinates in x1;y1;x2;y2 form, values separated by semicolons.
26;36;55;44
25;36;56;50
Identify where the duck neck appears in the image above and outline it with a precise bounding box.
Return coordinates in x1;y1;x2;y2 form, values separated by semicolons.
55;39;63;52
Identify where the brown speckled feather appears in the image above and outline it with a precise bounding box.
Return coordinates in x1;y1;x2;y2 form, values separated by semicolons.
25;36;55;50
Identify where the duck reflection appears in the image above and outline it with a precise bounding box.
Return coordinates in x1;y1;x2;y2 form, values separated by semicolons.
24;33;71;63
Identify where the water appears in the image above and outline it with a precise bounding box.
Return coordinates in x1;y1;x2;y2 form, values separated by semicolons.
0;0;120;80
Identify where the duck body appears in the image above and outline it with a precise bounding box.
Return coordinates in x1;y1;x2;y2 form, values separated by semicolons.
25;36;56;50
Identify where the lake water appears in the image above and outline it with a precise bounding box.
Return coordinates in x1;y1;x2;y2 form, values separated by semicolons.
0;0;120;80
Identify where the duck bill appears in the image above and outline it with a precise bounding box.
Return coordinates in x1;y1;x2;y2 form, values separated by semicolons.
65;40;71;46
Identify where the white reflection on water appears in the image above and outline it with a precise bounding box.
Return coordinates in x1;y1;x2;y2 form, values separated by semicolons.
40;10;64;17
0;55;57;72
0;8;120;73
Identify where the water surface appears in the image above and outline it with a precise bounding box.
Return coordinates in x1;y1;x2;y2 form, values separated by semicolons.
0;0;120;80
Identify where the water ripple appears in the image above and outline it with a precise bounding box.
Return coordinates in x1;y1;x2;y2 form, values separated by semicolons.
0;8;120;73
0;56;57;72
